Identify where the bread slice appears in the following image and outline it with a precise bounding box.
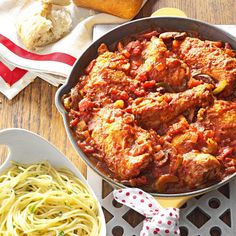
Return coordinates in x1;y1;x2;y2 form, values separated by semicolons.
73;0;143;19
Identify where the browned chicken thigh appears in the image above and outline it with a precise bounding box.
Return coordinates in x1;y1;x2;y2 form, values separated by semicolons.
176;37;236;96
131;84;214;130
88;106;157;179
197;100;236;175
198;100;236;142
80;49;133;105
151;116;222;192
178;152;221;189
135;36;189;91
158;100;236;192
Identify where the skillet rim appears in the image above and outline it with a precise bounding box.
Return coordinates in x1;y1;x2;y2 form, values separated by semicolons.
55;16;236;198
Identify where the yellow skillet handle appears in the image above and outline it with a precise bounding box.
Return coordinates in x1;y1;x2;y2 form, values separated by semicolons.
151;7;187;18
155;196;192;208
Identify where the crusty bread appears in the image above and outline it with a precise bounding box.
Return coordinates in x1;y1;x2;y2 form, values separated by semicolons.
16;2;72;50
42;0;71;6
73;0;143;19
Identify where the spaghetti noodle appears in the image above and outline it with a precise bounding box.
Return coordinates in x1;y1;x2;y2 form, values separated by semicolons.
0;162;101;236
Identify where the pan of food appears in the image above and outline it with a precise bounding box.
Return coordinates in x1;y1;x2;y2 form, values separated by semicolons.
55;16;236;208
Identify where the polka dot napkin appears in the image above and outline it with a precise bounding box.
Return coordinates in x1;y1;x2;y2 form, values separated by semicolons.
113;188;180;236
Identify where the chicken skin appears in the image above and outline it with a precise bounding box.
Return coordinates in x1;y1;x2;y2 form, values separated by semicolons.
136;37;189;91
131;84;214;130
88;107;157;179
199;100;236;143
80;49;133;105
176;37;236;96
179;152;221;189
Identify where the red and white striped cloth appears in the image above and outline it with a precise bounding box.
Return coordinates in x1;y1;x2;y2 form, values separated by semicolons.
0;58;35;98
0;0;133;99
0;0;234;99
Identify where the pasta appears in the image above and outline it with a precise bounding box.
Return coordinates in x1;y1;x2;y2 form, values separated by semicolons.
0;162;101;236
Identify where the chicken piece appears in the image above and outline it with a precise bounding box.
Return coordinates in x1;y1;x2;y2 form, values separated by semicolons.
88;107;156;179
198;100;236;144
128;137;183;190
171;129;199;155
198;100;236;175
135;36;189;91
176;37;236;95
179;152;221;189
131;84;214;130
89;50;130;74
164;100;236;158
142;36;166;60
80;50;132;104
83;68;132;104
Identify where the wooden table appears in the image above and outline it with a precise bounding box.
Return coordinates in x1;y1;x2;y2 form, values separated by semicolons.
0;1;235;235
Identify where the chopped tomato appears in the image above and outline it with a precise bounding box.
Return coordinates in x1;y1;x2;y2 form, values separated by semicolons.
70;118;79;127
188;78;203;88
79;98;94;112
143;80;156;89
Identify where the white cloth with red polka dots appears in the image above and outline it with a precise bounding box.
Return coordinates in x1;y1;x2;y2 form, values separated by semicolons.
113;188;180;236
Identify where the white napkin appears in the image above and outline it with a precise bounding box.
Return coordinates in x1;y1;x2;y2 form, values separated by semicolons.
0;0;147;99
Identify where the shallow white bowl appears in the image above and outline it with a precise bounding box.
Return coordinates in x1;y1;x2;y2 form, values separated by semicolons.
0;128;106;236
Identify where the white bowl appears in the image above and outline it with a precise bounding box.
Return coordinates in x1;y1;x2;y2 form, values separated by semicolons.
0;128;106;236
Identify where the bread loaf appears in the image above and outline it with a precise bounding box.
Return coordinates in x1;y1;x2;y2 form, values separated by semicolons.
17;2;72;50
73;0;143;19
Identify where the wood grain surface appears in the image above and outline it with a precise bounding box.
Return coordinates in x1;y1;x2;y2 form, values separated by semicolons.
0;1;235;235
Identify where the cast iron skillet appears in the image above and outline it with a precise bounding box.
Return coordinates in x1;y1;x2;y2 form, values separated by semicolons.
56;17;236;207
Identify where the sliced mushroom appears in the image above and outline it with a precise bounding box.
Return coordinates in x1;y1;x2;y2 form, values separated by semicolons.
155;174;179;193
136;30;159;40
192;73;215;84
159;32;187;41
155;82;174;93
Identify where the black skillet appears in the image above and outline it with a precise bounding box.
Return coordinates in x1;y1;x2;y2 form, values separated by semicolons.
55;17;236;207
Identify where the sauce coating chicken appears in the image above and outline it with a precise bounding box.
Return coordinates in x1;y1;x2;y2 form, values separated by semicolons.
135;37;189;91
179;152;221;189
131;84;213;130
176;37;236;96
63;30;236;193
89;106;157;179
